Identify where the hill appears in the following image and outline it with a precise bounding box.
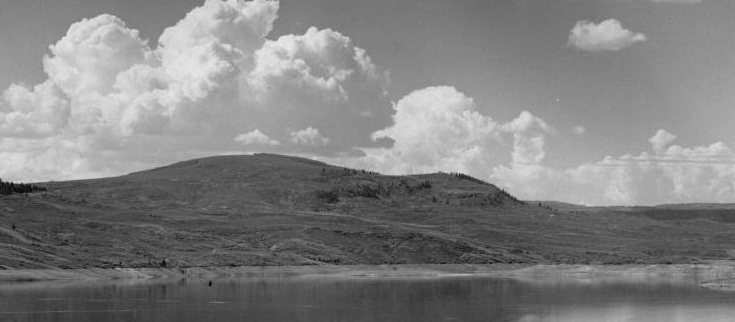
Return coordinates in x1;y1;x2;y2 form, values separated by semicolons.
1;154;734;269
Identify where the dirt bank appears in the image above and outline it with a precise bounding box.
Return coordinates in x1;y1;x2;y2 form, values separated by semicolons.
0;264;525;282
1;262;734;285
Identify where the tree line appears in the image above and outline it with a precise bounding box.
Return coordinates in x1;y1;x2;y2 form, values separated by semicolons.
0;179;47;195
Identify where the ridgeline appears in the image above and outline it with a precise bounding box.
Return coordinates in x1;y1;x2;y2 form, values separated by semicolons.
1;153;734;269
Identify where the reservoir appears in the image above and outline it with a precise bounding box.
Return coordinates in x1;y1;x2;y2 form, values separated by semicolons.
1;273;734;322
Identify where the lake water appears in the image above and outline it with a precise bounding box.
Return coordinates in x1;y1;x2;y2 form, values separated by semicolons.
1;274;735;322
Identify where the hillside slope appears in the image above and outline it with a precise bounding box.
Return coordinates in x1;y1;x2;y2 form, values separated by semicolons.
1;154;734;269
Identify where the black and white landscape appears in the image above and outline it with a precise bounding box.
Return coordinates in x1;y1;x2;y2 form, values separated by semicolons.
2;0;735;321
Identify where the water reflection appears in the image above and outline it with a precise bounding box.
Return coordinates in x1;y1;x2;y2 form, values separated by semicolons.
0;274;733;322
517;305;735;322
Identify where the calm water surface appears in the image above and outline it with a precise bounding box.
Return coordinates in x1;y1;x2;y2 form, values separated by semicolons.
1;274;735;322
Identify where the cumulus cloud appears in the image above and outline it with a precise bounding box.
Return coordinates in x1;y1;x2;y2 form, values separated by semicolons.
500;111;554;165
157;0;278;100
244;27;391;150
489;112;559;200
341;87;556;186
354;86;502;175
0;0;390;181
568;19;647;52
493;129;735;205
44;14;153;98
2;0;728;206
234;129;279;146
289;127;329;146
648;129;676;154
1;81;70;137
336;85;735;206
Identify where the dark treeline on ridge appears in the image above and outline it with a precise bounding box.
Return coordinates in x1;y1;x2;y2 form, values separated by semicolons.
0;179;47;195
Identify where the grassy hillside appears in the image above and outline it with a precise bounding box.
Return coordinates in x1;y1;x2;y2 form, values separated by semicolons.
1;154;734;269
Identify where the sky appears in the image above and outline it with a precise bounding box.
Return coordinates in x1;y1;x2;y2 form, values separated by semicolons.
1;0;735;205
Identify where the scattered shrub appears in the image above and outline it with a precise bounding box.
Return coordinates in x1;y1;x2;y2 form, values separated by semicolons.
416;180;432;189
350;185;381;199
315;189;340;203
396;179;432;194
450;172;491;186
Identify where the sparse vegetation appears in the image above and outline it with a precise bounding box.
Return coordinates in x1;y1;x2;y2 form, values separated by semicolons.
347;184;382;199
321;167;380;177
500;188;523;204
537;202;555;211
450;172;490;186
315;189;340;203
416;180;432;190
395;179;432;194
0;154;733;269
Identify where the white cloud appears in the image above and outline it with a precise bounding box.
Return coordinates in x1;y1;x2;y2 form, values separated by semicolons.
244;26;391;151
289;127;329;146
648;129;676;154
1;81;70;137
234;129;280;146
340;86;735;206
336;87;592;204
568;19;647;52
570;142;735;205
0;0;389;181
500;111;554;165
341;87;554;182
493;129;735;205
44;14;153;98
157;0;278;100
490;112;559;200
355;86;502;175
1;0;728;207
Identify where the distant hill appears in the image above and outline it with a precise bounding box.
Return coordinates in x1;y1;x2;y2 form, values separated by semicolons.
1;154;734;269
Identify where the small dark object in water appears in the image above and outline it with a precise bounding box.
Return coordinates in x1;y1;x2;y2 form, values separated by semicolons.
160;259;167;267
11;224;15;230
208;280;212;287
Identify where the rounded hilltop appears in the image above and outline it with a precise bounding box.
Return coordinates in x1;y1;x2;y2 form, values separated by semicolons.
0;153;732;270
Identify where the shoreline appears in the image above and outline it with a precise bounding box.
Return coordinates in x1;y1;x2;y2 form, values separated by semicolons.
0;264;528;282
2;262;735;289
